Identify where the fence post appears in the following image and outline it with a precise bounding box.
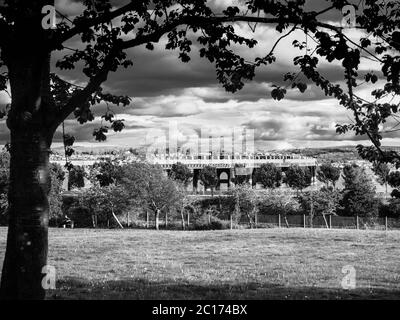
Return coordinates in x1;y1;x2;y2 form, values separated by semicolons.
278;214;281;228
187;211;190;228
329;215;332;229
385;216;388;231
146;210;149;229
230;214;233;230
356;215;359;230
303;214;306;228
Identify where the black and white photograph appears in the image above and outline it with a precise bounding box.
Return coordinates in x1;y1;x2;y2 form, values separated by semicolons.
0;0;399;307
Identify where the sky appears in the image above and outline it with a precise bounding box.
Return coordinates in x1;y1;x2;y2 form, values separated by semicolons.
0;0;399;152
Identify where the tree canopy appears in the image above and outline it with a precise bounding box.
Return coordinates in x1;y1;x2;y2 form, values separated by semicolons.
284;165;312;191
372;162;391;194
199;165;218;195
168;162;193;186
316;163;340;188
90;159;122;187
256;163;282;189
340;163;378;217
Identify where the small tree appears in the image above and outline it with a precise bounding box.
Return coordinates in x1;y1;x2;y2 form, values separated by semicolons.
228;185;257;228
316;163;340;188
199;165;218;196
257;192;300;217
256;163;282;190
372;162;390;195
174;181;191;230
340;164;378;218
78;184;130;228
118;163;180;230
146;173;180;230
284;165;312;192
297;187;341;227
169;162;193;186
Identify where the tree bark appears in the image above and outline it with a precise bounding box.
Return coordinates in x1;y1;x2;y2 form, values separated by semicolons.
0;46;54;300
180;207;185;230
110;206;123;229
155;209;160;230
0;131;52;300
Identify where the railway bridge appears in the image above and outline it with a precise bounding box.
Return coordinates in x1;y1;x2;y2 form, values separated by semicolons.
51;152;317;192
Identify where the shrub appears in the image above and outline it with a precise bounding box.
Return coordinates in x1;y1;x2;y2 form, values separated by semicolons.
191;216;231;230
257;192;300;216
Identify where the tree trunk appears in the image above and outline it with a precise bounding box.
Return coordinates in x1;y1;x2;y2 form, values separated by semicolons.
322;214;329;228
110;206;123;229
0;131;52;300
155;209;160;230
180;207;185;230
385;183;388;197
0;47;55;299
247;213;254;229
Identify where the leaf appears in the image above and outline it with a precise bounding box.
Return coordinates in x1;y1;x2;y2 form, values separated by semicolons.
93;127;108;142
297;83;307;93
271;87;287;101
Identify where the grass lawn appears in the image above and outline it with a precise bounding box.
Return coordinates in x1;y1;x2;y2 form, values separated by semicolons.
0;227;399;299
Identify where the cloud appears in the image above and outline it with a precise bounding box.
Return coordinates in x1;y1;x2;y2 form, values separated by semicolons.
1;0;396;151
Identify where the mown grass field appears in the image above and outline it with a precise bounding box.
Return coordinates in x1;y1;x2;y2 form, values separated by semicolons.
0;227;399;299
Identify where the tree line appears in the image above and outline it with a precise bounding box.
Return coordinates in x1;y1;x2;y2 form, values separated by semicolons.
2;154;399;229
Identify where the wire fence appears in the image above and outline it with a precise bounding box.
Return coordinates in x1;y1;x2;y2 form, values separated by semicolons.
118;212;400;231
238;214;400;230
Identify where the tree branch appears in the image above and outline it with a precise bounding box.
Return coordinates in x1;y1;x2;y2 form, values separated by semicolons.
56;4;344;50
52;51;117;130
119;15;341;50
52;1;137;46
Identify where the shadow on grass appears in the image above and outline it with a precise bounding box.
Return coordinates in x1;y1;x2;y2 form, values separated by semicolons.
48;277;400;300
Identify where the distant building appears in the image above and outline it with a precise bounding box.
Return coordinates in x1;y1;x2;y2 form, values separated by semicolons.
148;152;317;192
51;151;317;192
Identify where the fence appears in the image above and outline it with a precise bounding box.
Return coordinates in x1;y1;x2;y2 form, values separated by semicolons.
123;210;400;231
239;214;400;230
